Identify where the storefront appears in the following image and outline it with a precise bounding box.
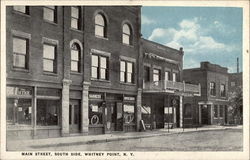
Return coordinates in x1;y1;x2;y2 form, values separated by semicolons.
88;92;136;134
6;85;61;139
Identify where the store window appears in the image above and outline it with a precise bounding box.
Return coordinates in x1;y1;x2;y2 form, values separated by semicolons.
220;84;226;97
210;82;216;96
13;6;29;14
43;44;57;73
219;105;224;117
123;104;135;124
37;100;59;126
214;105;218;118
95;13;106;37
71;7;80;30
91;54;108;80
6;98;32;125
71;43;81;72
122;23;132;45
141;105;151;124
89;103;103;125
13;37;29;69
43;6;56;22
120;60;134;83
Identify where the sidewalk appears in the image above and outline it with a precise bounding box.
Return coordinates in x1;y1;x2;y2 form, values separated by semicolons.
6;125;242;151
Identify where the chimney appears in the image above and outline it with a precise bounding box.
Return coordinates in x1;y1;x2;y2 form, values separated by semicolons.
237;57;239;73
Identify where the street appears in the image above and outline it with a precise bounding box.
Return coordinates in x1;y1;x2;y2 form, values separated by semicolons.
35;128;242;151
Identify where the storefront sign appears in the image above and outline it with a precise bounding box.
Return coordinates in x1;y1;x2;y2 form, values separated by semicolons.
91;105;99;112
89;94;102;99
7;86;32;96
124;96;135;101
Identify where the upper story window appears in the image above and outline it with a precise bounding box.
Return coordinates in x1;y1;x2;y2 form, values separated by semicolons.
13;6;29;14
71;7;80;30
220;84;226;97
13;37;29;69
165;71;170;81
95;14;106;38
43;6;56;23
153;69;161;85
71;43;81;72
210;82;216;96
122;24;132;45
144;66;150;82
120;60;134;83
91;54;108;80
173;72;177;82
43;44;57;73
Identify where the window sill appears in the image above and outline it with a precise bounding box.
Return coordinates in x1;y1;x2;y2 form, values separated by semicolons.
12;67;29;73
70;71;83;75
43;19;58;26
43;72;58;77
95;35;108;41
91;78;111;83
120;82;136;86
12;10;30;17
70;28;83;33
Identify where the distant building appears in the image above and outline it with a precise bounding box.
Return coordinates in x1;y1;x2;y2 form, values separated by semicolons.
183;62;229;126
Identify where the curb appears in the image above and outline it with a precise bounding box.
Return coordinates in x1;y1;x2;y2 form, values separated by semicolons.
29;127;242;149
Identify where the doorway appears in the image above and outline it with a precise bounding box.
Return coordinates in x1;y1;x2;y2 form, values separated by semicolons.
110;102;123;131
69;100;80;133
201;105;209;125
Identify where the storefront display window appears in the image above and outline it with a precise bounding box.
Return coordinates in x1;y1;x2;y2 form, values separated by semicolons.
123;104;135;124
37;100;59;126
89;103;103;125
7;98;32;125
141;105;151;124
164;107;173;123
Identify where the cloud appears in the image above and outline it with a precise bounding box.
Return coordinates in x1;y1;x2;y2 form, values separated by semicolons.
141;15;156;25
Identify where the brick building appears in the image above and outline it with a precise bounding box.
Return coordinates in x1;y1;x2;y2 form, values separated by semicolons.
183;62;229;126
6;6;200;139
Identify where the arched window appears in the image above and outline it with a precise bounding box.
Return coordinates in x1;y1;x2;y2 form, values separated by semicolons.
122;24;132;45
71;43;81;72
95;14;106;37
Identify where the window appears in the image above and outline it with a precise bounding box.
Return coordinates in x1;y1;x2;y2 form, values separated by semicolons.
37;100;59;126
13;6;29;14
210;82;216;96
124;104;135;124
144;66;150;82
153;69;161;85
165;71;170;81
71;43;81;72
43;44;57;73
220;84;226;97
89;103;103;125
91;54;108;80
141;105;151;125
95;14;106;37
43;6;56;22
71;7;80;29
173;72;177;82
219;105;224;117
13;37;28;69
122;24;132;45
120;60;134;83
214;105;218;118
231;82;235;87
6;98;32;125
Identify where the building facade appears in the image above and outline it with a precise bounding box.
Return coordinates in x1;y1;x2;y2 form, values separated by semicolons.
6;6;201;140
183;62;229;126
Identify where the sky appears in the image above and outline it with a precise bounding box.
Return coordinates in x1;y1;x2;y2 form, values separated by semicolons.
141;7;243;73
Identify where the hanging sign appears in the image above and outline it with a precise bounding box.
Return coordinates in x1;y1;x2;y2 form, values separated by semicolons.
124;96;135;101
7;86;32;96
89;93;102;99
91;104;99;112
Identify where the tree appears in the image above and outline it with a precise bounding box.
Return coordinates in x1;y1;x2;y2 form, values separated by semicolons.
228;86;243;124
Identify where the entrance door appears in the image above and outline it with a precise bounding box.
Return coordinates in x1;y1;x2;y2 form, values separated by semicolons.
69;100;80;133
201;105;209;125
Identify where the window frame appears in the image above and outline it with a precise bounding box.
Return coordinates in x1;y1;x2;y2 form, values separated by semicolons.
220;84;226;97
91;54;109;80
70;43;81;73
94;13;107;38
122;23;132;45
210;82;216;96
43;6;57;23
120;60;134;84
12;36;29;69
71;6;81;30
